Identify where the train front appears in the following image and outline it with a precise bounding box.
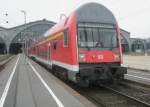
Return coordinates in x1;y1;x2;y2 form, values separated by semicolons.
75;3;127;86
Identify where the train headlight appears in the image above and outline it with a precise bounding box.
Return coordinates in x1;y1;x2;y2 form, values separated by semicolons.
114;54;120;59
79;54;86;62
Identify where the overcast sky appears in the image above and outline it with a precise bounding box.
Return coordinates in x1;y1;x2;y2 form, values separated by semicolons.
0;0;150;38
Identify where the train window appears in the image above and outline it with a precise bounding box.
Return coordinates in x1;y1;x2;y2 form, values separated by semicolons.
78;28;86;47
92;28;99;46
99;29;117;48
54;39;58;50
86;28;94;47
77;23;117;49
63;31;68;47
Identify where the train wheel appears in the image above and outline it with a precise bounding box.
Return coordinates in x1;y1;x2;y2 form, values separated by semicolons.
62;71;68;81
76;74;89;87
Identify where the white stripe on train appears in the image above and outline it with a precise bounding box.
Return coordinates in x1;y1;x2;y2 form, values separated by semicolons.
34;56;79;72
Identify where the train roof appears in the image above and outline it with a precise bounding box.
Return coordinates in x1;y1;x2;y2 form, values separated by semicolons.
43;2;117;38
76;2;117;24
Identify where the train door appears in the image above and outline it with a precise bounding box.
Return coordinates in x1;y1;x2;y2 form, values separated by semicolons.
48;42;51;65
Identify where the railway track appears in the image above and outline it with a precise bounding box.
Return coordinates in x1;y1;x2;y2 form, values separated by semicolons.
102;80;150;107
0;55;14;71
68;80;150;107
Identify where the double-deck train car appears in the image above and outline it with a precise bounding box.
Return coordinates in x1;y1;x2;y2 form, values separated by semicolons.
29;2;127;87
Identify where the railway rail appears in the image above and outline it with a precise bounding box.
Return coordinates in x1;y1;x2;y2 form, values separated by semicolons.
67;80;150;107
102;81;150;106
0;55;14;71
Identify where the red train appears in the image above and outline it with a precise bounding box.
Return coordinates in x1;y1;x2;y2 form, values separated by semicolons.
29;2;127;87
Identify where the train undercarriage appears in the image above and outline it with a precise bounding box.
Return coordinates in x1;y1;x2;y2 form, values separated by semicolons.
76;63;127;87
33;56;127;87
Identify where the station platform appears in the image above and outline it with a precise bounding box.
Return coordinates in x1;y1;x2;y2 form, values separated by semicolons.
0;54;95;107
122;55;150;71
123;55;150;86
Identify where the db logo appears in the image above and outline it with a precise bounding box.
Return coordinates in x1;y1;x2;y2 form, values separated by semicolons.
97;55;104;59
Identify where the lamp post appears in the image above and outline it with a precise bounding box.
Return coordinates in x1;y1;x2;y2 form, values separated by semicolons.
21;10;26;25
21;10;27;55
145;40;148;56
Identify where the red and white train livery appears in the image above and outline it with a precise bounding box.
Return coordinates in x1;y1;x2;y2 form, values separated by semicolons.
29;2;127;87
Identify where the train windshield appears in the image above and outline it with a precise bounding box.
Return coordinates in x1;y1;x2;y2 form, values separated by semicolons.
77;23;117;50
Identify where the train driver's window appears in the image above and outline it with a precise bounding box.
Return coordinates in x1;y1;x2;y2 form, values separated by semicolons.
63;31;68;47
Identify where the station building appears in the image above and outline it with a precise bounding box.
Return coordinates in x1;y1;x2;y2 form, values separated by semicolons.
0;19;149;55
121;29;150;55
0;19;55;54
